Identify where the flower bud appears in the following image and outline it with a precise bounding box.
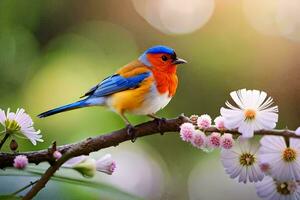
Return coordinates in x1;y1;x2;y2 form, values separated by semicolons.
220;133;234;149
189;115;199;125
53;151;62;160
63;156;97;177
197;114;212;129
10;139;18;151
96;154;116;175
180;123;195;142
214;116;225;130
207;132;221;148
13;155;28;169
191;130;206;149
73;158;96;178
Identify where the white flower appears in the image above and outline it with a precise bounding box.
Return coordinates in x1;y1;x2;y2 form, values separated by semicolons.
0;108;43;145
220;89;278;138
259;136;300;181
221;137;264;183
63;154;116;177
256;176;300;200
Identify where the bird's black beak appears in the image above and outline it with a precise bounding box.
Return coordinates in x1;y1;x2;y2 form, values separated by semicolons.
172;57;187;65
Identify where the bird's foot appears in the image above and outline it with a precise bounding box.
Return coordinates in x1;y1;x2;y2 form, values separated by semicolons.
126;124;137;143
153;117;166;135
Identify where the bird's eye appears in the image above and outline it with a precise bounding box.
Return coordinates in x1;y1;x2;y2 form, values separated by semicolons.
161;55;168;61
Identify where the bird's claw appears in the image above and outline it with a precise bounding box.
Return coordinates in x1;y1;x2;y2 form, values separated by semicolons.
154;117;166;135
126;124;137;142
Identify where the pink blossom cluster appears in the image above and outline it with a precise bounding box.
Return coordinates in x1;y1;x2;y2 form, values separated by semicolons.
180;114;234;151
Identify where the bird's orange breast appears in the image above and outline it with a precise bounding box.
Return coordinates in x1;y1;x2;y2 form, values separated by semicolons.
151;69;178;97
146;53;178;97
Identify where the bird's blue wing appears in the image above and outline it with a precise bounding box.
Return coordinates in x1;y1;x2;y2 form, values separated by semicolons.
82;72;151;98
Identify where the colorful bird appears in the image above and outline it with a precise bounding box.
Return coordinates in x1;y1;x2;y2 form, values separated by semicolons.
38;45;187;141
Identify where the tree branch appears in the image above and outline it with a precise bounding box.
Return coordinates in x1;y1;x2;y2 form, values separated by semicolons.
0;116;298;170
22;115;189;199
0;115;296;199
0;116;191;169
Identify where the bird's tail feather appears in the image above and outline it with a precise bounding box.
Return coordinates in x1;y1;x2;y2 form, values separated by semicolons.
38;99;88;118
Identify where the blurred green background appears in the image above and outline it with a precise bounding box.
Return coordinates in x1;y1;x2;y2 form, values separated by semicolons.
0;0;299;199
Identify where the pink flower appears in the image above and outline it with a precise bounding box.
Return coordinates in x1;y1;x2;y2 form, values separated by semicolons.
220;133;234;149
259;163;271;175
197;114;212;129
191;130;206;148
180;123;195;142
207;132;221;148
214;116;225;130
295;127;300;136
13;155;28;169
96;154;116;175
53;151;62;160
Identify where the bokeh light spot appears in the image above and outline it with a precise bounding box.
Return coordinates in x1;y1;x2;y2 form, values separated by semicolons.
132;0;215;34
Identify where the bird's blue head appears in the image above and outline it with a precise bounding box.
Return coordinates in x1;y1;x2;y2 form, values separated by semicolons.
139;45;187;68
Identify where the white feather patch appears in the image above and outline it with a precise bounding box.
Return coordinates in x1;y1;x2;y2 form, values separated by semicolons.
129;85;172;115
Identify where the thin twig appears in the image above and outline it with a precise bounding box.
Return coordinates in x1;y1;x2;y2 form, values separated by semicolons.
11;180;38;196
0;133;9;151
22;154;71;200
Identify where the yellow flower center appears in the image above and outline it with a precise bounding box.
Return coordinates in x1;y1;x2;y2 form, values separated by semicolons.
244;109;256;121
282;148;297;162
4;120;20;133
276;182;291;195
239;153;255;166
